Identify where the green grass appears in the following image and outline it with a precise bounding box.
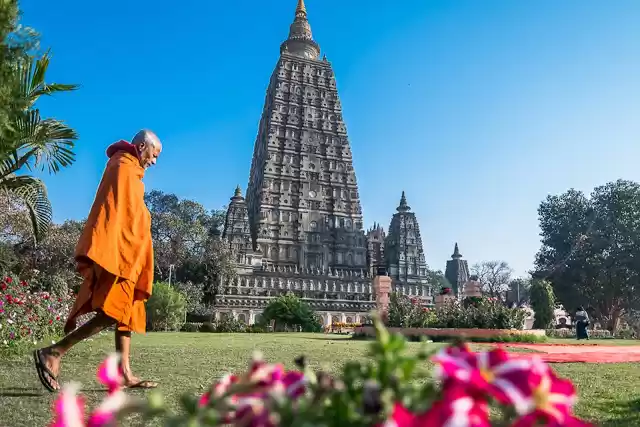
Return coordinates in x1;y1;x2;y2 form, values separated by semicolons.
1;333;639;426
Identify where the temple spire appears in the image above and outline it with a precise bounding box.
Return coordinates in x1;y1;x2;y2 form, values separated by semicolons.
451;242;462;259
397;191;411;212
296;0;307;15
280;0;320;59
231;185;244;201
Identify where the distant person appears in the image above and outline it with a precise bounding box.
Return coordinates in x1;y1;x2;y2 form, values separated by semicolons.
575;306;589;340
33;130;162;392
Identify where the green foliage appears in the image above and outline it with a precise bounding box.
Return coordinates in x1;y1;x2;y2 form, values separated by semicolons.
144;190;236;304
0;0;39;136
0;51;79;242
529;279;555;329
261;293;322;332
181;322;201;332
146;282;187;332
398;333;546;344
535;180;640;331
198;317;247;333
174;281;205;314
387;293;526;330
387;293;430;328
546;328;614;339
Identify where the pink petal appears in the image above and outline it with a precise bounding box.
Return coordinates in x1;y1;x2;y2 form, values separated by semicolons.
87;391;129;427
50;383;86;427
96;354;123;394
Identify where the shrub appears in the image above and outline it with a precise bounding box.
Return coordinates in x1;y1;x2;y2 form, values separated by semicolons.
199;322;216;333
0;275;75;349
146;282;187;332
261;293;322;332
54;317;590;426
197;317;247;333
546;328;613;339
387;293;429;328
181;322;202;332
173;281;205;314
529;279;555;329
387;294;525;330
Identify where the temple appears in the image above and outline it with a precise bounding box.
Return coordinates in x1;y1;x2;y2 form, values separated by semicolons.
216;1;445;324
444;243;470;296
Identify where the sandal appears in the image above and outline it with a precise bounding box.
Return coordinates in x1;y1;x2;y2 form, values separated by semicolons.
33;349;59;392
126;380;158;389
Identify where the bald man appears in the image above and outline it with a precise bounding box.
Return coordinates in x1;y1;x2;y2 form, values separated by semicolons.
33;130;162;392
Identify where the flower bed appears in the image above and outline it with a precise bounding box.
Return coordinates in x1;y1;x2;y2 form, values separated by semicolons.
49;317;591;426
0;276;75;349
353;325;546;343
546;328;614;339
388;294;526;330
324;322;362;334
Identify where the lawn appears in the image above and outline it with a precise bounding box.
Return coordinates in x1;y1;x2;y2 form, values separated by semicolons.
1;333;639;426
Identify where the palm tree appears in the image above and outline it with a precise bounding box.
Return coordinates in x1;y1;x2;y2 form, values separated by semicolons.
0;51;78;243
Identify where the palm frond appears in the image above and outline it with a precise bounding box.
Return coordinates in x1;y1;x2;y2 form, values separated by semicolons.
18;50;79;107
0;109;77;174
1;174;52;242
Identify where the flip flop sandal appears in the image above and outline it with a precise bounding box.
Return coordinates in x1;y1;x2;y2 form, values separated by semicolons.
126;380;158;389
33;349;59;393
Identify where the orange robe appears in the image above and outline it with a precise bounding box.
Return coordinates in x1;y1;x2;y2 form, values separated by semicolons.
66;143;154;334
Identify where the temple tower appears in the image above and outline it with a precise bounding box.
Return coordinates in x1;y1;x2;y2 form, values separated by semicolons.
384;192;429;286
245;0;367;272
444;243;470;296
222;186;252;255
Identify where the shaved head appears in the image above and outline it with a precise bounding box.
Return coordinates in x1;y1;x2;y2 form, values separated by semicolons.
132;129;162;169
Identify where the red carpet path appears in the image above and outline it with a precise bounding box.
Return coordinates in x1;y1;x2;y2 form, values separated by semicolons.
503;344;640;363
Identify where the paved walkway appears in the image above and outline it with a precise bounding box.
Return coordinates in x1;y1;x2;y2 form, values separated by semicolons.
504;343;640;363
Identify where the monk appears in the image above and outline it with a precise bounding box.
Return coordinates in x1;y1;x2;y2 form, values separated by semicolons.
33;130;162;392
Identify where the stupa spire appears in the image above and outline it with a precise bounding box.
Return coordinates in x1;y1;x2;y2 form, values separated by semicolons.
280;0;320;59
296;0;307;15
452;242;462;259
397;191;411;212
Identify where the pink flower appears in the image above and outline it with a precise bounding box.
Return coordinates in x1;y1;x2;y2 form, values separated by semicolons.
97;354;123;394
199;354;306;426
380;387;490;427
4;277;12;284
50;383;129;427
508;364;593;426
433;345;537;406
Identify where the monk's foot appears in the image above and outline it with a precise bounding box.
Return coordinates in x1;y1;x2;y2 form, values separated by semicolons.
122;373;158;389
33;347;62;392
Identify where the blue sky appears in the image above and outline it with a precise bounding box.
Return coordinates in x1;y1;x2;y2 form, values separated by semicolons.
20;0;640;276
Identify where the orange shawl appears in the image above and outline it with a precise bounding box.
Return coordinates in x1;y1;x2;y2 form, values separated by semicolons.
75;144;154;299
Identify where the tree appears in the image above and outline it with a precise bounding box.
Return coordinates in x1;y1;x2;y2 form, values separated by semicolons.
471;260;513;300
0;51;79;242
505;277;531;307
145;190;236;306
535;180;640;331
261;293;322;332
146;282;187;332
425;268;451;291
529;279;555;329
0;0;39;136
0;192;83;291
